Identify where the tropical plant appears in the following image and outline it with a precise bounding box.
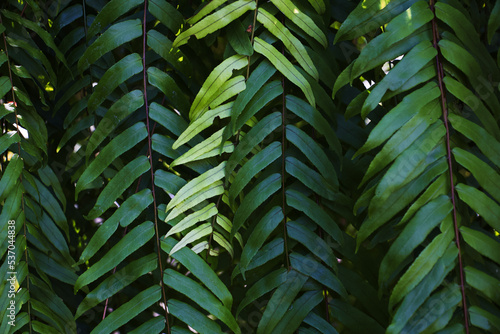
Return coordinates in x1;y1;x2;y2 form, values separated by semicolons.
1;0;500;333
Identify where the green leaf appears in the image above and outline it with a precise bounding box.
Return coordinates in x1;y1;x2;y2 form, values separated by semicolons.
87;90;144;157
78;19;142;73
286;189;343;244
257;8;318;80
0;153;22;202
170;222;212;255
75;122;148;198
226;111;282;177
162;237;233;308
257;269;309;334
164;269;241;334
174;103;232;149
460;226;500;265
304;312;339;334
187;0;228;24
488;0;500;44
147;30;190;76
453;147;500;203
270;0;327;47
449;113;500;168
469;306;500;332
229;141;281;205
189;54;248;120
389;217;454;310
285;156;337;200
287;221;337;268
85;156;150;220
286;95;341;154
232;173;281;238
286;124;337;187
350;1;433;80
147;66;190;114
88;53;143;112
74;221;155;292
272;290;323;334
465;266;500;305
330;299;385;334
167;299;222;334
87;0;143;38
0;131;21;156
165;181;225;222
167;203;217;237
334;0;418;42
239;207;283;277
173;0;256;47
254;37;315;106
76;254;157;319
379;195;452;287
0;76;10;99
149;0;184;33
90;286;161;334
226;20;253;56
456;183;500;231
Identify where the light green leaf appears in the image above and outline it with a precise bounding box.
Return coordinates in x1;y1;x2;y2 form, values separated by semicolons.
286;189;343;244
88;53;143;112
170;223;212;255
75;122;148;198
167;204;217;237
173;0;256;47
257;8;318;80
254;37;315;106
465;266;500;305
74;221;154;292
187;0;227;24
189;54;248;120
174;103;232;149
78;19;142;73
270;0;327;47
469;306;500;332
90;286;161;334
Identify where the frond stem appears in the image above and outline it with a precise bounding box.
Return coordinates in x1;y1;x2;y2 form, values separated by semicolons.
142;2;170;332
430;1;469;331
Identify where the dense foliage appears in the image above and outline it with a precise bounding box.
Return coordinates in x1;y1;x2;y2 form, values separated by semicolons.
1;0;500;333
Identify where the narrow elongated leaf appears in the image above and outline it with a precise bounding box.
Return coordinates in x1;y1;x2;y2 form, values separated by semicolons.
147;30;190;75
87;0;143;38
239;207;283;277
164;269;241;334
257;8;318;80
286;124;337;187
76;254;157;319
74;222;154;292
229;142;281;205
173;0;256;47
88;53;143;112
87;90;144;157
286;189;343;244
167;204;217;237
85;156;150;220
257;269;309;334
75;122;148;198
227;20;253;56
254;37;316;108
78;19;142;72
226;112;282;177
488;0;500;44
270;0;327;47
188;0;227;24
465;267;500;305
286;156;337;200
460;226;500;265
167;299;222;334
162;237;233;308
170;223;212;255
456;183;500;231
0;154;22;202
273;290;323;333
90;286;161;334
147;66;190;114
232;173;281;237
148;0;184;33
